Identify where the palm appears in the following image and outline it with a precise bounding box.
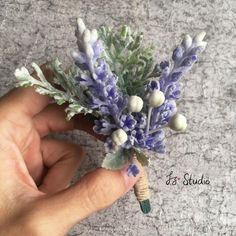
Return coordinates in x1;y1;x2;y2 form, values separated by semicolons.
5;114;44;189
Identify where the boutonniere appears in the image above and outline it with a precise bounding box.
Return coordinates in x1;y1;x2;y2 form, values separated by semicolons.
15;18;207;213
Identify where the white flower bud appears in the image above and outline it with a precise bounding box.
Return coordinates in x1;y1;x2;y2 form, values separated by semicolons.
182;34;192;50
111;129;128;146
169;113;187;132
195;41;207;50
148;90;165;108
77;18;86;36
90;29;98;44
72;51;79;60
128;95;143;112
84;43;94;58
14;67;30;80
83;29;91;43
193;31;206;44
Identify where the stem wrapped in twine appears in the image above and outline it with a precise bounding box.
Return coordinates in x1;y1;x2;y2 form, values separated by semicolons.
133;155;151;214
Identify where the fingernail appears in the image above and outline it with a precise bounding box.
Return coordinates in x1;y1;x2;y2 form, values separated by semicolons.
120;160;141;190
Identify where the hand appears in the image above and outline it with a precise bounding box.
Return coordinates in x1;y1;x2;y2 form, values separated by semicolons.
0;67;140;236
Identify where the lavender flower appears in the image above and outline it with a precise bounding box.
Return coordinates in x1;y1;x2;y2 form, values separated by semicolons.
150;99;177;129
146;32;207;134
93;119;116;135
73;19;127;126
159;32;207;93
119;114;137;131
104;137;117;153
145;79;160;91
132;112;146;129
165;82;181;100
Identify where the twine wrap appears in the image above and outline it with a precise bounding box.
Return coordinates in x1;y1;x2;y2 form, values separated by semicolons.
133;155;151;214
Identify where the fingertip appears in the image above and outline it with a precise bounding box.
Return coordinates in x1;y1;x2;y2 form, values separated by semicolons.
76;166;139;211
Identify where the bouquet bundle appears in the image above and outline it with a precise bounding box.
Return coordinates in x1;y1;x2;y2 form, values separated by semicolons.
15;18;207;213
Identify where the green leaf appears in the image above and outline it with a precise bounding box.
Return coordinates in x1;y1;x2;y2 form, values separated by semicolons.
101;148;132;170
133;148;150;166
98;25;156;98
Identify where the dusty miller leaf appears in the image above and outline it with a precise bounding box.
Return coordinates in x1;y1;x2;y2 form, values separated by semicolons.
65;102;93;120
101;148;132;170
98;26;155;98
15;61;93;119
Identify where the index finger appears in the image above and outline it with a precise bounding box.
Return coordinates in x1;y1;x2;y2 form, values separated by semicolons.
33;103;106;142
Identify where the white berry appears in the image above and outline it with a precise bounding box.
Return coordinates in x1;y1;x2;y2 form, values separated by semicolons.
169;113;187;132
148;90;165;108
111;129;128;146
128;95;143;112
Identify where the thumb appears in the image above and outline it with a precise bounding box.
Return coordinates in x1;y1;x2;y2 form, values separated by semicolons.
35;161;141;235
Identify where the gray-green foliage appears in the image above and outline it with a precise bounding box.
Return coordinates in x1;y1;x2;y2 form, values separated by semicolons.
99;25;159;98
101;148;133;170
15;60;93;120
101;147;150;170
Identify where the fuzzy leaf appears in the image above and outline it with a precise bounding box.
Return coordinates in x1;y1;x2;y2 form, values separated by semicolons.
15;60;92;119
101;148;132;170
98;26;155;98
15;66;41;87
65;103;93;120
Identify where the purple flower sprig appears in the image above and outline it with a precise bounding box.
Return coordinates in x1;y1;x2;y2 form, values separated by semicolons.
72;19;128;127
144;32;207;134
72;19;166;156
159;32;207;94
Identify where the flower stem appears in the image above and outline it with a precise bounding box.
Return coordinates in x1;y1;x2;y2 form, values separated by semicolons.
133;155;151;214
145;107;153;134
148;124;168;135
